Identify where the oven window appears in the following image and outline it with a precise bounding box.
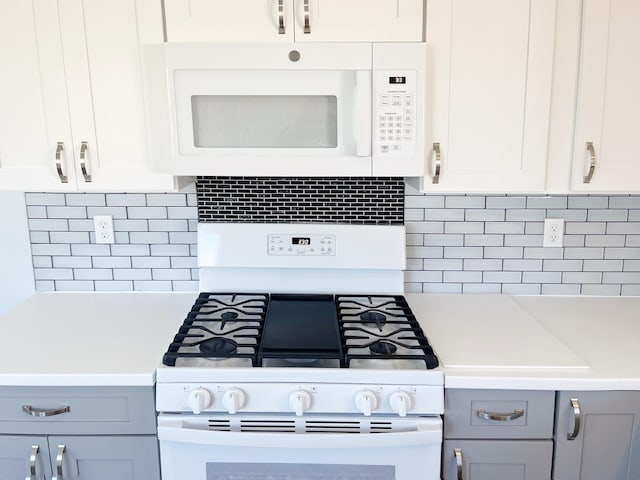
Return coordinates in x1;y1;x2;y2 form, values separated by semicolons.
191;95;338;148
206;463;395;479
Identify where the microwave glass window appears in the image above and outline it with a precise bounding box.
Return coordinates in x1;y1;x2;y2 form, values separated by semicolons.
191;95;338;148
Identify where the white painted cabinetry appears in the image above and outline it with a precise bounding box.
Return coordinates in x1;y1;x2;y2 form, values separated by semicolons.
570;0;640;192
418;0;555;192
163;0;424;42
0;0;175;192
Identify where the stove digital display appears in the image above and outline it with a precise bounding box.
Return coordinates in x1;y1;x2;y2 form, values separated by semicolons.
292;237;311;245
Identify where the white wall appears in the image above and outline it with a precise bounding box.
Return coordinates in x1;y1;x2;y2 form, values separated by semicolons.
0;192;34;313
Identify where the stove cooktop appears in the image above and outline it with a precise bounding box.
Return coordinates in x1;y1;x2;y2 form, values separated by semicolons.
162;293;439;370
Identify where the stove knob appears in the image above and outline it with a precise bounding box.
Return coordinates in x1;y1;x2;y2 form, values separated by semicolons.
289;390;312;416
389;391;413;417
355;390;378;416
222;388;246;414
187;388;212;414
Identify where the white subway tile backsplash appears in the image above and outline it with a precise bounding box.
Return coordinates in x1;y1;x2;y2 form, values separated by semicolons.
24;191;640;296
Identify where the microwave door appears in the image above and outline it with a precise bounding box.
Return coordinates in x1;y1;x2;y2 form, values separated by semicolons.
170;69;372;176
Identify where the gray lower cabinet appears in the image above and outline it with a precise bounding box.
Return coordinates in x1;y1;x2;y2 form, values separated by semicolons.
553;391;640;480
0;435;159;480
443;389;555;480
0;385;160;480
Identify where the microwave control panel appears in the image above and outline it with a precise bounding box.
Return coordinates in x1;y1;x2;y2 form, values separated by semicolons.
374;70;417;156
268;234;336;256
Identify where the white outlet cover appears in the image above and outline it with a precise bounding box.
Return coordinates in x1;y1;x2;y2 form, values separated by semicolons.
543;218;564;248
93;215;114;244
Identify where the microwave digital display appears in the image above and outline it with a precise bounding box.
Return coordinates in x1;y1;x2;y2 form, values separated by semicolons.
389;76;407;84
292;237;311;245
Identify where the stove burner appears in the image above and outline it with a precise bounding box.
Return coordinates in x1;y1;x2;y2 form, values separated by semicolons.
359;311;387;330
199;337;238;356
221;311;239;320
369;341;397;356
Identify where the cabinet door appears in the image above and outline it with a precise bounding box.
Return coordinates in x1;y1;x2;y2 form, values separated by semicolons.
293;0;423;42
554;391;640;480
164;0;295;42
48;436;160;480
442;440;552;480
0;436;52;480
0;0;76;191
424;0;555;192
571;0;640;192
58;0;175;191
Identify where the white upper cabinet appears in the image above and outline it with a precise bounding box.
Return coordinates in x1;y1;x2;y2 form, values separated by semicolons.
420;0;555;192
570;0;640;192
163;0;424;42
0;0;176;192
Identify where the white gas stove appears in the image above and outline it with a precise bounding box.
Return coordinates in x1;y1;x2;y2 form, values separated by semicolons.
156;223;443;480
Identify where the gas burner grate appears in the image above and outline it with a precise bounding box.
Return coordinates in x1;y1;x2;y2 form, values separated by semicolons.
336;295;439;369
162;292;268;366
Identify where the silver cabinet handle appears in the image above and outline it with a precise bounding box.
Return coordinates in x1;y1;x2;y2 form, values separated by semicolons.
26;445;39;480
52;445;65;480
79;141;92;182
477;408;524;422
567;397;581;440
583;141;596;183
277;0;285;34
22;405;70;417
454;448;463;480
432;142;441;184
303;0;310;33
55;142;68;184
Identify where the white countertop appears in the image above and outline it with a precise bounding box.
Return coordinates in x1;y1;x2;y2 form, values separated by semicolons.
407;293;640;391
0;292;196;386
1;292;639;391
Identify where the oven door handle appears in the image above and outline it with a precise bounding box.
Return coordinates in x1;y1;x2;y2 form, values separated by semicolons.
158;418;442;449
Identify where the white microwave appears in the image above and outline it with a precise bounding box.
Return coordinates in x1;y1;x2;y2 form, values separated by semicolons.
146;42;428;177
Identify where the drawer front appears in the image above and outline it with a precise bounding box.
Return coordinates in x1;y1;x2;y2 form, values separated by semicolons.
0;386;156;435
444;389;554;439
442;439;553;480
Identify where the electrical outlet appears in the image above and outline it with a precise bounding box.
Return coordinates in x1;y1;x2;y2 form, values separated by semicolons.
93;215;114;244
543;218;564;248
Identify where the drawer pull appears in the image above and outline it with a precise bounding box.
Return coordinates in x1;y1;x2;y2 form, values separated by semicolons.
26;444;39;480
432;142;441;184
567;397;581;440
55;142;68;184
476;408;524;422
454;448;464;480
52;445;65;480
23;405;71;417
303;0;310;34
277;0;285;34
583;141;596;183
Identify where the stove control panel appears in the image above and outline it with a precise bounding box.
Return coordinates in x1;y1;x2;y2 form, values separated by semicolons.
268;233;336;256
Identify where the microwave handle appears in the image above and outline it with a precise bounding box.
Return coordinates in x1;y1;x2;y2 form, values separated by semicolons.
356;70;371;157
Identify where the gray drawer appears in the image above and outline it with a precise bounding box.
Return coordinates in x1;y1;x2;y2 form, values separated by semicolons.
0;386;156;435
444;389;554;439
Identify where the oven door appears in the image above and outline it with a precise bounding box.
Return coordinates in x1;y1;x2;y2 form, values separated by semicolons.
165;43;372;177
158;413;442;480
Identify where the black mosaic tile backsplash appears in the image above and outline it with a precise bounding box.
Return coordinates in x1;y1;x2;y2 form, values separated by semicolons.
196;177;405;224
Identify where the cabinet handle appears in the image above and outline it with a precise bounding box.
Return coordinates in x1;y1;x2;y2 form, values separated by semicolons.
476;408;524;422
303;0;311;34
432;142;441;184
567;397;581;440
277;0;285;34
26;445;39;480
22;405;71;417
583;141;596;183
55;142;68;184
79;141;92;182
454;447;464;480
52;445;65;480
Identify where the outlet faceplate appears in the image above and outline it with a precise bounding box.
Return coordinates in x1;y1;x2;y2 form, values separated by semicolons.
93;215;114;244
543;218;564;248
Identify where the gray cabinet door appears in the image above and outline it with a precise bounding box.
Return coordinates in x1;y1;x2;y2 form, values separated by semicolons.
48;436;160;480
0;436;51;480
554;391;640;480
442;439;552;480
